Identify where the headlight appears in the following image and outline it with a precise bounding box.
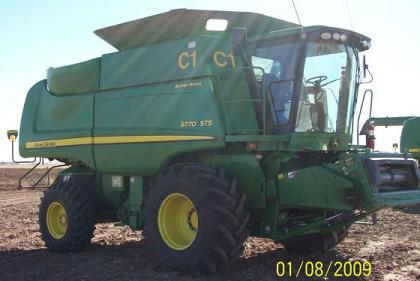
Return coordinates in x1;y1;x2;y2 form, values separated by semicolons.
320;32;332;40
362;40;371;48
333;32;341;40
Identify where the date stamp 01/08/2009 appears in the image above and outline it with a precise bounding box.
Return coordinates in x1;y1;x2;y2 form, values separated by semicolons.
275;260;372;279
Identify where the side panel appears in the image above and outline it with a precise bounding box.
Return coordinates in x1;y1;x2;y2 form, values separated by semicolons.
20;33;260;173
216;71;260;133
93;78;225;174
200;154;266;208
19;81;95;167
100;34;259;136
100;38;209;89
277;166;354;212
47;58;100;95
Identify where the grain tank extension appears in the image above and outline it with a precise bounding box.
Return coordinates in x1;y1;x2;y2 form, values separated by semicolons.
18;9;420;274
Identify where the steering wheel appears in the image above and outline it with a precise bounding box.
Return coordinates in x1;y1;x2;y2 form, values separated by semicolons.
306;75;328;86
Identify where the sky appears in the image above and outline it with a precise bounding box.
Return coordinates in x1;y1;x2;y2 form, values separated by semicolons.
0;0;419;161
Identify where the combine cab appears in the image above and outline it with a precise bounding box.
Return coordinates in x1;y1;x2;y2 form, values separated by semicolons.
13;9;420;274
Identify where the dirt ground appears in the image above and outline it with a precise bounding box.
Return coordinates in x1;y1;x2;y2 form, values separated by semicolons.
0;167;419;281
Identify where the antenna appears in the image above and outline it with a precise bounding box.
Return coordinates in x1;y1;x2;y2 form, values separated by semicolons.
291;0;305;37
344;0;354;29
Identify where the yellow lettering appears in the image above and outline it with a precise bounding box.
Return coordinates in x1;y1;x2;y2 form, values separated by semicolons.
178;51;197;70
226;52;237;68
190;50;197;67
178;52;190;70
213;51;227;67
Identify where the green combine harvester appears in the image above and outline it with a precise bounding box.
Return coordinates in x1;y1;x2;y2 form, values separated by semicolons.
13;9;420;274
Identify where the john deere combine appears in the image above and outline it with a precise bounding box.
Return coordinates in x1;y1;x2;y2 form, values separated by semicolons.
16;9;420;274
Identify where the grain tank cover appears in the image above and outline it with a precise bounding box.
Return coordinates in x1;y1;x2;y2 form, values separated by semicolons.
94;9;299;50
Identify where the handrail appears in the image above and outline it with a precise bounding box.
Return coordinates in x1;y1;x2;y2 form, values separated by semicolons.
11;141;37;164
215;74;233;134
19;163;67;189
8;135;67;189
214;65;267;135
356;89;373;145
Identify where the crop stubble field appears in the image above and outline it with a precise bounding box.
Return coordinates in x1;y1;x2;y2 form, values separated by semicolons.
0;166;419;281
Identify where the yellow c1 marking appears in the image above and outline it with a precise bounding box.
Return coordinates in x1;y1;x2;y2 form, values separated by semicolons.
213;51;236;68
213;51;227;67
408;148;420;153
178;51;197;70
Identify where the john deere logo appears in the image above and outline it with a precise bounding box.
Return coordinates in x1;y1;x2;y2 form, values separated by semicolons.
33;141;56;148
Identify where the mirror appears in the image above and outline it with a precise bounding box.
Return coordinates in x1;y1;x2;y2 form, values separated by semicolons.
363;55;369;78
232;27;247;56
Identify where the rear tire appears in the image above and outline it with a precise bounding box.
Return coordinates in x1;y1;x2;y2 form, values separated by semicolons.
39;177;95;252
282;225;349;254
143;163;250;274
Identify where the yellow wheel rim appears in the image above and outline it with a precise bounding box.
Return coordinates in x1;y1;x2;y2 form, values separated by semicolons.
46;202;68;239
158;193;198;250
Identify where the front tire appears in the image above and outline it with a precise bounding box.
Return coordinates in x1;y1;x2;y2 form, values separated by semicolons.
39;177;95;252
143;164;250;274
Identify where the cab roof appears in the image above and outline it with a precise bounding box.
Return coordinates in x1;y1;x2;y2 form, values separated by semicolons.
94;9;300;50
